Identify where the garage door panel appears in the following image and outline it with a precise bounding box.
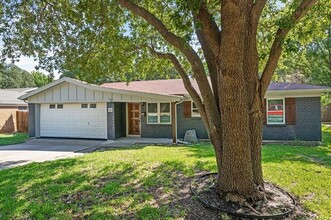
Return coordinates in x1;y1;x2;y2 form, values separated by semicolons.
40;103;107;139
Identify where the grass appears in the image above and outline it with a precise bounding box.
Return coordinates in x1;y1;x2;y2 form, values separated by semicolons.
0;133;29;146
0;130;330;219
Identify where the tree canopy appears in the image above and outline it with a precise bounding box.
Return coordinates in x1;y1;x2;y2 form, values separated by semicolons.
31;70;54;87
0;0;329;83
0;63;35;88
0;63;53;89
274;8;330;85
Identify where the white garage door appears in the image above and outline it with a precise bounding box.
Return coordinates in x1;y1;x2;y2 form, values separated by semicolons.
40;103;107;139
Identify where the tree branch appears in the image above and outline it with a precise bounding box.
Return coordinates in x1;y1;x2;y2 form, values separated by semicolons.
193;13;220;110
117;0;220;130
117;0;205;75
260;0;318;95
146;46;211;133
252;0;267;26
195;1;221;57
192;7;219;110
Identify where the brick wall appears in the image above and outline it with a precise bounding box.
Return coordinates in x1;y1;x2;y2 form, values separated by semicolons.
263;97;322;141
0;107;18;133
106;98;321;141
139;102;208;139
107;102;116;140
140;103;173;138
177;103;209;139
177;97;322;141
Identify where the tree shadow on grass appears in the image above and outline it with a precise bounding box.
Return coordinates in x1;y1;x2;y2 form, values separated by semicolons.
0;154;221;219
262;144;331;169
79;160;219;220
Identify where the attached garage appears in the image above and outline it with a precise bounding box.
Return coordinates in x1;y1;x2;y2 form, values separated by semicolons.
19;77;182;141
40;103;107;139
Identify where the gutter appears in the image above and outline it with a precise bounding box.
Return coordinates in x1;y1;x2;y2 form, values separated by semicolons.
174;97;184;143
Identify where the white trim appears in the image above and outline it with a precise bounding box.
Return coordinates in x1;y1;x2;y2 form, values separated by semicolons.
146;102;172;125
126;102;141;137
266;98;285;125
191;101;201;117
265;90;328;98
175;99;184;143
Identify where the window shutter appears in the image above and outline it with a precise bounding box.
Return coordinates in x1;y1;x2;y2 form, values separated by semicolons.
183;101;192;118
285;98;296;125
263;99;267;125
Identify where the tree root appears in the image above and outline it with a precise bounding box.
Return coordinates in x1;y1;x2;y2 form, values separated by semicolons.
243;201;261;215
224;192;246;204
192;173;297;219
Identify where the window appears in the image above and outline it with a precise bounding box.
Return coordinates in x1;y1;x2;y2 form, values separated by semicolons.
81;104;88;108
147;103;171;124
267;99;285;124
147;103;158;124
90;103;97;108
160;103;171;124
49;104;56;109
57;104;63;109
18;106;27;111
192;102;200;117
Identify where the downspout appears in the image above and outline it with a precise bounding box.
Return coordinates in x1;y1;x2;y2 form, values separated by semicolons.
175;97;184;143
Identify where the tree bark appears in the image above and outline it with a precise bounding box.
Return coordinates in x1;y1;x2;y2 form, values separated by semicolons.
216;1;257;202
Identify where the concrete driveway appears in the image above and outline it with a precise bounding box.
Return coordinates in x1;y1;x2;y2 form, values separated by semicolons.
0;138;103;170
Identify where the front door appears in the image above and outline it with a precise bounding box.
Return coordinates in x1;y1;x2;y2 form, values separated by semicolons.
127;103;141;136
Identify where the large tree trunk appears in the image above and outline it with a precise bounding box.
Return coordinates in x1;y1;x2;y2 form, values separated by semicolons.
215;1;264;202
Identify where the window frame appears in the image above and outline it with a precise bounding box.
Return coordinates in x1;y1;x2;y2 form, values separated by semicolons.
146;102;172;124
90;103;97;108
81;103;88;109
191;101;201;117
266;98;285;125
49;104;56;109
57;104;63;109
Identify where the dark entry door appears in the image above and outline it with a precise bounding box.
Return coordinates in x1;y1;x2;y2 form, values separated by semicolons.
128;103;140;136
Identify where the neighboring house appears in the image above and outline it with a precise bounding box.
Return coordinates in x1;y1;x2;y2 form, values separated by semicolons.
0;88;35;133
19;77;331;142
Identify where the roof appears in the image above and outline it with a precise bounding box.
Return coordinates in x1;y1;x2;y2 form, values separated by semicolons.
268;82;331;91
19;77;182;101
0;88;36;105
102;78;198;96
101;78;331;96
19;77;331;102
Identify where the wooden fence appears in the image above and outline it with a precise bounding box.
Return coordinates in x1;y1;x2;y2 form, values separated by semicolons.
16;111;28;133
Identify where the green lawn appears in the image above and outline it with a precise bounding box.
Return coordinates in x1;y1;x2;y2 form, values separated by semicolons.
0;131;330;219
0;133;29;146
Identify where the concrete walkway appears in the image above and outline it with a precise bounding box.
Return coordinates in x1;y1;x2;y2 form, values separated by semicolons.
0;138;103;170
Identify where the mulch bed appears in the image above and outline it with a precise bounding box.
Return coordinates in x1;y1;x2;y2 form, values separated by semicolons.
190;173;317;219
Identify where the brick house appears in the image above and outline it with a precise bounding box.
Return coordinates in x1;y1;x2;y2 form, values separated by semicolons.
19;77;331;142
0;88;35;133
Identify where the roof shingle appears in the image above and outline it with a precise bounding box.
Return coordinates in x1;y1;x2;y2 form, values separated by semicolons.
101;78;331;96
0;88;36;105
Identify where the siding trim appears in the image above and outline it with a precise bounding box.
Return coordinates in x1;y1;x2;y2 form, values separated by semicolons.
183;101;191;118
285;98;296;125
